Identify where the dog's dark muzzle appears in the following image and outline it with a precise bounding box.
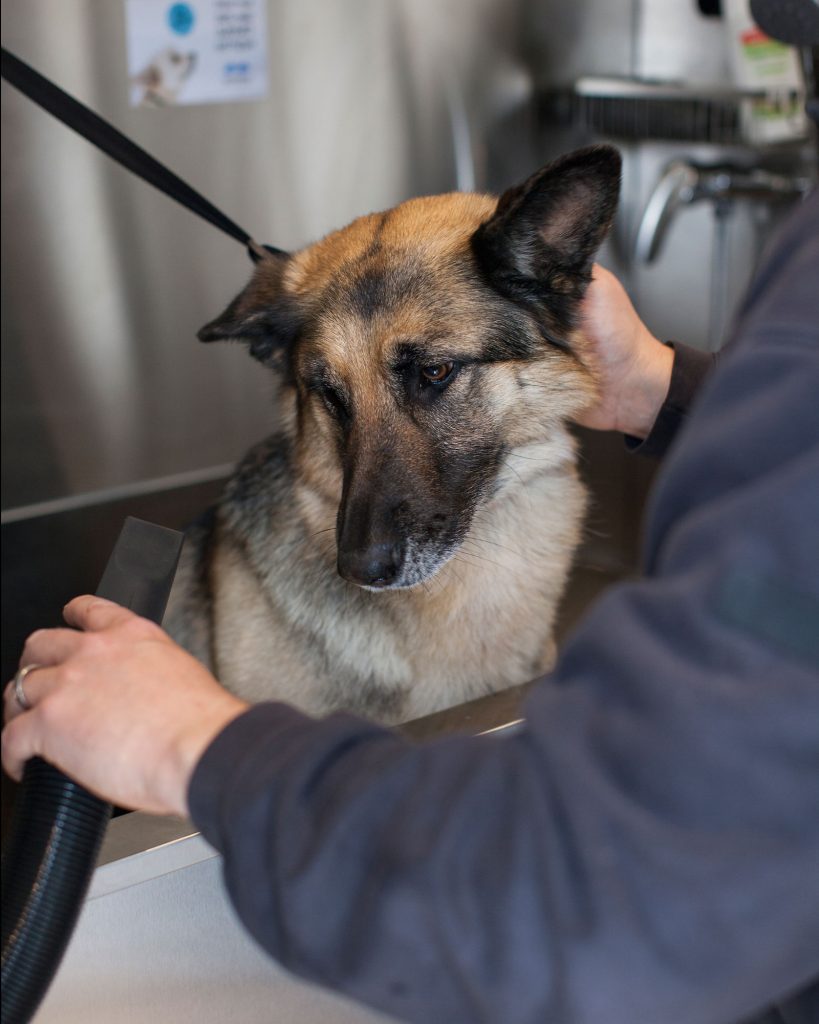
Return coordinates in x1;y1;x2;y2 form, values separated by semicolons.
337;539;405;588
335;480;412;588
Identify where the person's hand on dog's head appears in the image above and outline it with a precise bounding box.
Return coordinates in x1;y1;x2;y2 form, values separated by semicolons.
2;597;248;817
575;265;673;439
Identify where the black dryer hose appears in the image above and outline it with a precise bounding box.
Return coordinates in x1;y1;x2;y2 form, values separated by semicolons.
1;517;183;1024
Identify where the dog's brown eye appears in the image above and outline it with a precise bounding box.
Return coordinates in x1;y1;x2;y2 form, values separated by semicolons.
318;384;350;424
420;362;455;384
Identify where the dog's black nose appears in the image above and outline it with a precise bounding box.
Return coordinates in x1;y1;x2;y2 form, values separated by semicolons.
337;542;402;588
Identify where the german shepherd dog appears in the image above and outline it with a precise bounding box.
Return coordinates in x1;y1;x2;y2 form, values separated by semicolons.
165;145;621;723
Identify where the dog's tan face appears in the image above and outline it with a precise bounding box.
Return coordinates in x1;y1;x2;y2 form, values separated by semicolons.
200;146;621;589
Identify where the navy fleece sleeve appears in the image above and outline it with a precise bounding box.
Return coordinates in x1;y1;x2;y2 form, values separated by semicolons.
188;194;819;1024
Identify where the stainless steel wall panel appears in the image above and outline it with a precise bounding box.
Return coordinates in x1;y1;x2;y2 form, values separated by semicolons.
2;0;524;511
521;0;637;87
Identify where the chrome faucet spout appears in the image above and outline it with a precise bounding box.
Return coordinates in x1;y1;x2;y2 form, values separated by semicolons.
635;161;810;264
635;161;702;264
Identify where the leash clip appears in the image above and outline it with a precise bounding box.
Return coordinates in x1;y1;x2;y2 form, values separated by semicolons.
247;238;272;263
247;238;287;264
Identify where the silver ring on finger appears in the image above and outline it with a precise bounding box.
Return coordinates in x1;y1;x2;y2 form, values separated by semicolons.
13;663;42;711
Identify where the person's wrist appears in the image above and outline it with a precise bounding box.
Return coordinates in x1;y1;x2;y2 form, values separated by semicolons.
161;694;249;817
615;333;674;439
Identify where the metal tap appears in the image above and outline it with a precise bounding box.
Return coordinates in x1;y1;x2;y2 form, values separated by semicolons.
635;160;812;263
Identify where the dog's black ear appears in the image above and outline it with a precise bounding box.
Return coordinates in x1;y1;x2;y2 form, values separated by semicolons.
198;253;301;368
471;145;621;340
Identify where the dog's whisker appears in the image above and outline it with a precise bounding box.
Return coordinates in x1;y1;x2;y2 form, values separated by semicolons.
428;574;448;598
274;532;335;554
466;533;526;559
456;547;511;573
504;462;527;489
505;452;554;463
451;552;513;579
427;558;456;595
306;526;336;540
438;560;464;591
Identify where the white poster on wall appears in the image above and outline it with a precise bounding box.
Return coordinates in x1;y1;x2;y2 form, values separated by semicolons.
125;0;268;108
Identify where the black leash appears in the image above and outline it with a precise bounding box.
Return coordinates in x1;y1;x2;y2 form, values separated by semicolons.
0;47;283;264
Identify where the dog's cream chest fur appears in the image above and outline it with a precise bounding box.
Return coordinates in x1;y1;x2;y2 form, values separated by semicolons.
198;435;585;724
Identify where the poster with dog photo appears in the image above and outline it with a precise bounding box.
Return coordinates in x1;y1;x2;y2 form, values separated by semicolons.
125;0;268;107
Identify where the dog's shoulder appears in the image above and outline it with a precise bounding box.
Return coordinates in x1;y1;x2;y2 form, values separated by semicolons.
165;433;293;655
219;433;294;542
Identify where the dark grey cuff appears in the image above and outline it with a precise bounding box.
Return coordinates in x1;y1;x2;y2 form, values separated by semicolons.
626;342;716;459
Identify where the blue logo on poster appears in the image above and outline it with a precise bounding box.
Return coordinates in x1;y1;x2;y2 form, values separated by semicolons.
167;3;195;35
